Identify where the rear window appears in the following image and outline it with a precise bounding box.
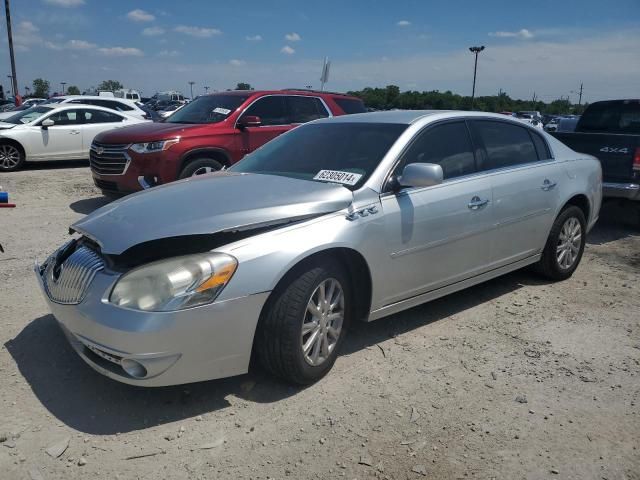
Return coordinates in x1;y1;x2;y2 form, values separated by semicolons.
578;101;640;134
333;97;366;115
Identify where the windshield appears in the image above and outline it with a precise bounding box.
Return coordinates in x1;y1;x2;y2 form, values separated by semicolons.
230;122;408;190
165;94;249;124
4;106;53;124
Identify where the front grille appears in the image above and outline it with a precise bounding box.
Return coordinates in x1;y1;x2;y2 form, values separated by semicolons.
42;246;104;304
90;142;130;175
93;178;118;192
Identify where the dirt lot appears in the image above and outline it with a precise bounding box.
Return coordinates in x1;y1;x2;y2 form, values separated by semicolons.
0;163;638;480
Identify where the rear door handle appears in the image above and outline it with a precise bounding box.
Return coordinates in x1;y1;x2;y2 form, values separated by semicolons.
468;196;490;210
70;130;80;135
541;179;557;191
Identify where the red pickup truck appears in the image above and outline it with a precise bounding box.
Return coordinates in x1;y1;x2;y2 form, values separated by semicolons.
90;89;365;196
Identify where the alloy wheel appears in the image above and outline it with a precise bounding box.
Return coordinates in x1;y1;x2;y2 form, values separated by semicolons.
556;216;582;269
0;145;20;170
301;278;345;367
192;166;216;176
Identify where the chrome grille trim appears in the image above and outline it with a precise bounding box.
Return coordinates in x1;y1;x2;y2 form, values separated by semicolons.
90;141;131;176
42;246;104;304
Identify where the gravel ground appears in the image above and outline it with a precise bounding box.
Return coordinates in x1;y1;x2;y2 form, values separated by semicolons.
0;163;639;480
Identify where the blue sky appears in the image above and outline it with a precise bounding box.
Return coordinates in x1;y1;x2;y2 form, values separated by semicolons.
1;0;639;102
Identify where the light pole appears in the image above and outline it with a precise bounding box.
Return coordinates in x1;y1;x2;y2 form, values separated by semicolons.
7;75;13;95
61;82;66;94
4;0;19;101
468;45;485;110
188;81;195;99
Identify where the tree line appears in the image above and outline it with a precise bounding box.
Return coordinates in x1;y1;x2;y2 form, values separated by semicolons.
28;79;123;98
347;85;585;115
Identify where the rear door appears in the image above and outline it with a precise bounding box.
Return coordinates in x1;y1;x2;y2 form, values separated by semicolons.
237;95;292;154
470;119;561;265
380;121;494;306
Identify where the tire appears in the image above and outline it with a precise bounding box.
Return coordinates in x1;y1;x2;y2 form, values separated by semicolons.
535;205;586;280
178;158;223;179
255;259;351;385
0;143;25;172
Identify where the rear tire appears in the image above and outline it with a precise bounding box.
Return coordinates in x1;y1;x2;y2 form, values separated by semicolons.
178;158;223;179
0;143;25;172
535;205;586;280
255;259;351;385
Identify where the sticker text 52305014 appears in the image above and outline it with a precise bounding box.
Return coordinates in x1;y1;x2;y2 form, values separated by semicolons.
313;170;363;186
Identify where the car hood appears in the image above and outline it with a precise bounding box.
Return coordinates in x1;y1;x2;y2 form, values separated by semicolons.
93;121;215;143
72;172;353;255
0;121;16;129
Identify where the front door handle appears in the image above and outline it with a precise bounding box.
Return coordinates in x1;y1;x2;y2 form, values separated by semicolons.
468;196;490;210
541;179;557;191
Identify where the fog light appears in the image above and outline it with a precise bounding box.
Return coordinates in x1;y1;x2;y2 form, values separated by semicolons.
121;358;148;378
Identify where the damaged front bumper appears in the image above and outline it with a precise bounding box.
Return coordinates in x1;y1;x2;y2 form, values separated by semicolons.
34;257;269;387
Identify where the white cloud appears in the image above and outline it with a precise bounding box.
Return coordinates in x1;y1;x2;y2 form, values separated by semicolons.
489;28;534;39
281;45;295;55
174;25;222;38
158;49;179;57
396;20;411;27
42;0;85;7
14;21;42;49
127;9;155;22
98;46;144;56
245;34;262;41
67;39;96;49
19;21;39;33
229;59;246;66
142;26;165;36
284;32;301;42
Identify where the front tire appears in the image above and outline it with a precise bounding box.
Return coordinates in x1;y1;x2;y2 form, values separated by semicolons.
0;143;25;172
255;260;351;385
178;158;223;179
535;205;586;280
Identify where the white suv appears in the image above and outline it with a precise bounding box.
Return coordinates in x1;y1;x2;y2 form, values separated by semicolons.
44;96;150;120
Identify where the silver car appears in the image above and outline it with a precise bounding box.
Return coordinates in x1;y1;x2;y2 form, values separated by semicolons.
36;111;602;386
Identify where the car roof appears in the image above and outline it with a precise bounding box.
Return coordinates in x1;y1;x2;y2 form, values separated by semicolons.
202;89;360;99
56;95;137;104
312;110;525;125
39;103;132;114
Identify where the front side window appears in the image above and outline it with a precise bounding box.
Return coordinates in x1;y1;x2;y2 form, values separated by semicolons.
240;96;288;126
287;96;329;123
230;122;407;190
472;120;538;171
397;121;476;180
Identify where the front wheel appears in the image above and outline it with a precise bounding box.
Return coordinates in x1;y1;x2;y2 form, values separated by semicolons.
0;143;25;172
535;205;586;280
255;260;351;385
178;158;223;179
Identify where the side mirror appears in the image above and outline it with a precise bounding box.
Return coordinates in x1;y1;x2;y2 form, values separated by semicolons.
237;115;261;129
41;118;54;129
399;163;443;188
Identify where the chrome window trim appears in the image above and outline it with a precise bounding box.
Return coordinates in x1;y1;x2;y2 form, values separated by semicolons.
233;94;333;129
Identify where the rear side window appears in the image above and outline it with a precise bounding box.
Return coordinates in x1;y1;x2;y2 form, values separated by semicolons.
287;96;329;123
530;131;552;160
241;96;288;126
399;121;476;180
333;97;366;114
83;109;125;124
472;120;538;170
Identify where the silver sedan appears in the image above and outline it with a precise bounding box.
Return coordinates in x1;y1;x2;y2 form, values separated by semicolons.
36;111;602;386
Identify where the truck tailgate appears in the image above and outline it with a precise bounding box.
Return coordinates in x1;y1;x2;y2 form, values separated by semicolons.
553;132;638;183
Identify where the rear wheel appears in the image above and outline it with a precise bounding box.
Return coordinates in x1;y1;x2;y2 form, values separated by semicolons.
178;158;223;179
0;143;25;172
255;260;351;385
535;205;586;280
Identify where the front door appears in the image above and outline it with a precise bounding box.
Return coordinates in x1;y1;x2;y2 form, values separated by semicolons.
29;109;84;160
379;121;494;307
238;96;293;155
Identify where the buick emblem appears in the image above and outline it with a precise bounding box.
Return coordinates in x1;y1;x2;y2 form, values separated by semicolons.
96;147;104;155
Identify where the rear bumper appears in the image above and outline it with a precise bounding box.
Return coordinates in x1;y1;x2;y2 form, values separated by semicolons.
602;182;640;201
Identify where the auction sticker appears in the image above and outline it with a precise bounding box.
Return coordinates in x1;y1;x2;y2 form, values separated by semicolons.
313;170;363;186
213;107;231;115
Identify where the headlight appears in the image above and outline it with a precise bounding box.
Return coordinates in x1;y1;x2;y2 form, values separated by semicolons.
109;253;237;312
129;138;179;154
